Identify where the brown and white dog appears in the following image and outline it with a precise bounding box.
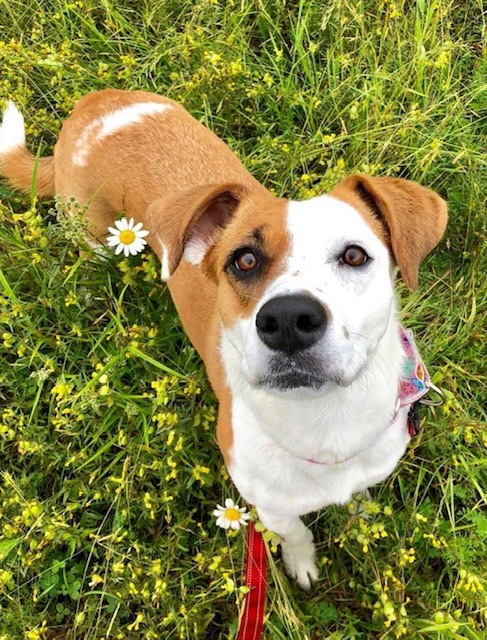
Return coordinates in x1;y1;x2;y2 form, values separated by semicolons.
0;90;447;588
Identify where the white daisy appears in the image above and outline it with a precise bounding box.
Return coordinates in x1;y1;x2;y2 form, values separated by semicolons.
106;217;149;257
213;498;251;530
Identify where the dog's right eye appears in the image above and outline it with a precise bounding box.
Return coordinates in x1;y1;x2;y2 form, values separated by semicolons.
227;247;261;278
234;251;259;271
235;250;259;272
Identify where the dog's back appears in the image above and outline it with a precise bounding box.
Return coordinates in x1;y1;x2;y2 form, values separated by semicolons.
0;89;264;240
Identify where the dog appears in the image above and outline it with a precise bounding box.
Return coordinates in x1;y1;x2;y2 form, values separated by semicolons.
0;90;447;588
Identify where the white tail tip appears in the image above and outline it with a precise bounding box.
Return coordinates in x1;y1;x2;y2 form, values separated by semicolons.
0;100;26;156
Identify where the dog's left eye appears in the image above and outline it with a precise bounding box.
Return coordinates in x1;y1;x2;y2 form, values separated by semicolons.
341;245;369;267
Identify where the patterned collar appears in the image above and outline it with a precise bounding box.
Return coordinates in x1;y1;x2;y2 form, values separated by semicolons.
397;326;430;409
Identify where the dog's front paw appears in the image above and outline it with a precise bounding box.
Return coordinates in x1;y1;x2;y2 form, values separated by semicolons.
281;536;318;590
255;508;319;589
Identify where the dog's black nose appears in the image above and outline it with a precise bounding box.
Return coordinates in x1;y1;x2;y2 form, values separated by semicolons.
256;294;327;354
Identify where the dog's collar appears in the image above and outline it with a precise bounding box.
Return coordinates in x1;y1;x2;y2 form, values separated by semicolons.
304;326;437;467
396;326;430;410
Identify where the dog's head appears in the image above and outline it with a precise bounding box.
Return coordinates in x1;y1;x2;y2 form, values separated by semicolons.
148;176;447;393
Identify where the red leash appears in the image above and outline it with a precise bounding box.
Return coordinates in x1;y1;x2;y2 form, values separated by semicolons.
237;521;267;640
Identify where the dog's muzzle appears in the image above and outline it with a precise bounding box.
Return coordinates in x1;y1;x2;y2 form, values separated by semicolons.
256;293;327;354
255;294;330;390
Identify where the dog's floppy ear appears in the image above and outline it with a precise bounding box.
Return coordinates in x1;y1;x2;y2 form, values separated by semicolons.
147;183;247;280
332;174;448;290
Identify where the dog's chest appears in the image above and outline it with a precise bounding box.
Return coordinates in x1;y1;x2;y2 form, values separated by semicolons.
227;387;411;517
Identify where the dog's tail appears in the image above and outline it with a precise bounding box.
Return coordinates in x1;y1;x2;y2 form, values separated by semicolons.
0;101;55;198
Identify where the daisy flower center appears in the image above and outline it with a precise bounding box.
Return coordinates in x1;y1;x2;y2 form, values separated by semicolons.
224;508;242;521
119;229;136;245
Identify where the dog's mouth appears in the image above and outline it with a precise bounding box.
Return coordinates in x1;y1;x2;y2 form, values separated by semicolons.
258;370;326;390
257;353;331;391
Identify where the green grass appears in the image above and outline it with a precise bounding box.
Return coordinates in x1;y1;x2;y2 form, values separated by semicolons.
0;0;486;638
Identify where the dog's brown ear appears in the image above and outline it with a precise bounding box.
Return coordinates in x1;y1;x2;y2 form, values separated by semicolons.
332;174;448;290
147;183;247;280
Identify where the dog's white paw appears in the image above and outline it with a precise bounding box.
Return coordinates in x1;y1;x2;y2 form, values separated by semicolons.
281;537;318;590
255;508;318;589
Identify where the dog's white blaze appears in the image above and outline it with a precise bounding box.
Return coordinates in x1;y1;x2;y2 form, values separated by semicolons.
283;194;390;296
0;101;26;155
72;102;171;166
